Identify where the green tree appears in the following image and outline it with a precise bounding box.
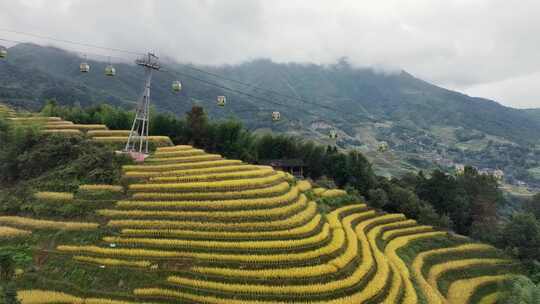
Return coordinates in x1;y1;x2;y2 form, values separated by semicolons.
0;253;14;282
368;188;389;209
501;276;540;304
500;212;540;262
1;283;20;304
524;193;540;220
185;106;209;148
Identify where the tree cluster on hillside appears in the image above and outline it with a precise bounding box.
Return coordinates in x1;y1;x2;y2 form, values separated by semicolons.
0;114;131;218
0;253;20;304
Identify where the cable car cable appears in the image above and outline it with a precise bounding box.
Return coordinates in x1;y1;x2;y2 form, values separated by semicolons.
177;64;349;116
0;28;145;56
162;68;357;125
0;30;356;124
0;37;130;62
162;68;310;113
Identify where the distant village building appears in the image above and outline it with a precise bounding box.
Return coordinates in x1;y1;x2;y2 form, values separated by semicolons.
378;141;389;153
492;169;504;180
478;168;504;181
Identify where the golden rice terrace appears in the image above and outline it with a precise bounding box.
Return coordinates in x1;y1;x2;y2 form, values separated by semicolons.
0;112;521;304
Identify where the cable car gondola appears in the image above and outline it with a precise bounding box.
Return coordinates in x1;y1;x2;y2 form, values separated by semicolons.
80;62;90;73
272;111;281;122
329;129;338;139
0;46;7;59
172;81;182;92
217;95;226;107
105;65;116;76
105;57;116;76
80;54;90;73
378;141;389;153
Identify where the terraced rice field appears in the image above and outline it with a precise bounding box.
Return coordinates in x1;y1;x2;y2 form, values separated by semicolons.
7;113;174;147
13;144;513;304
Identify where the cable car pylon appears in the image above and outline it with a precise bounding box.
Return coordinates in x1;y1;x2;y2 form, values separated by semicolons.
123;52;160;159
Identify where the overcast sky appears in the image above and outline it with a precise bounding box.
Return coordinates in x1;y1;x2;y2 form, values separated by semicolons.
1;0;539;109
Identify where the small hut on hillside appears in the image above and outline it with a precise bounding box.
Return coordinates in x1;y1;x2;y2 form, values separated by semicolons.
259;159;306;178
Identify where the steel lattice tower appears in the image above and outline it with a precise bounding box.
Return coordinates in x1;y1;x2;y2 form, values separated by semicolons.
124;53;160;155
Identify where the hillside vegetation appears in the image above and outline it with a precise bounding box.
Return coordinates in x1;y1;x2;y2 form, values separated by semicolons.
1;105;539;303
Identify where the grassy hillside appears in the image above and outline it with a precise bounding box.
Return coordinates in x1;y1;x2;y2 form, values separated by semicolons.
0;107;528;304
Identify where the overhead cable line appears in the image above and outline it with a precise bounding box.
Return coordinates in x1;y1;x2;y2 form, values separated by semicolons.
178;64;347;116
0;29;355;122
0;37;129;62
162;68;329;116
0;28;145;56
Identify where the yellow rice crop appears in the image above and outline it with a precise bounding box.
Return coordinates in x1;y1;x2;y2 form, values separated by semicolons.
0;216;98;231
34;191;74;202
45;124;107;130
164;229;366;295
121;214;322;239
428;258;511;290
411;243;496;304
151;148;205;158
107;201;317;230
43;123;74;128
117;186;299;210
103;223;329;251
122;159;243;172
18;290;82;304
17;290;147;304
326;204;369;229
284;172;295;182
144;154;222;164
156;145;193;152
123;164;257;178
191;212;369;279
100;194;307;219
297;180;312;192
79;184;123;192
45;120;74;125
42;129;82;135
313;187;327;196
478;292;502;304
322;189;348;198
130;182;290;201
349;214;409;303
163;213;401;297
10;116;61;122
92;136;173;146
59;227;343;263
385;263;405;303
0;226;31;238
381;225;433;241
447;275;514;304
73;255;151;268
128;171;286;192
148;167;275;183
87;130;132;137
384;230;447;304
134;285;418;304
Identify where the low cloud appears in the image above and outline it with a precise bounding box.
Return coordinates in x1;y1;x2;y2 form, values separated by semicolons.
1;0;539;108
